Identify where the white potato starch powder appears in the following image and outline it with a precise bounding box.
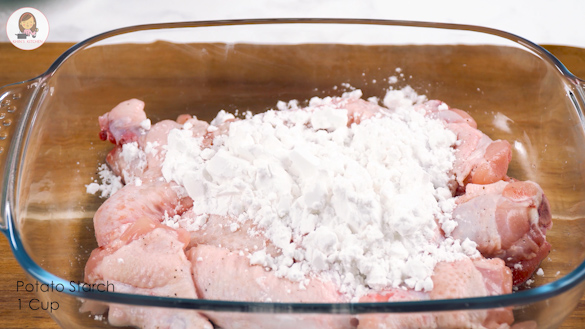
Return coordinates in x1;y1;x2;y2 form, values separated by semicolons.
160;87;478;298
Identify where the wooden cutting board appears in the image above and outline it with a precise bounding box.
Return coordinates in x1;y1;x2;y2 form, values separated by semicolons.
0;42;584;329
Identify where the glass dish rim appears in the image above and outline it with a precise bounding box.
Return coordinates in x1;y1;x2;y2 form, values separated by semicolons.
3;18;585;314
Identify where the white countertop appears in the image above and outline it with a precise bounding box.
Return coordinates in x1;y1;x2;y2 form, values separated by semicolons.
1;0;584;46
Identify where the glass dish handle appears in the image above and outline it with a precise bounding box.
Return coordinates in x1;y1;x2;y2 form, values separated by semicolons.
0;79;40;231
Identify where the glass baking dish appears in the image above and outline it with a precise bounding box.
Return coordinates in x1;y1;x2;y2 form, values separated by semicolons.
1;19;585;329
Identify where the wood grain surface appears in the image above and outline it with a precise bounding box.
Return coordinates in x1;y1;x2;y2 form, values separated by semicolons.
0;42;584;329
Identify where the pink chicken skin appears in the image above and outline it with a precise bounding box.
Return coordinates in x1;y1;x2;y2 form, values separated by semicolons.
85;218;212;329
188;244;353;329
358;257;513;329
92;180;192;247
99;99;148;145
180;211;282;257
86;96;552;329
451;180;553;285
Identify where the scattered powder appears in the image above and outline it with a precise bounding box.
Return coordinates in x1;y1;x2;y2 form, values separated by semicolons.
340;82;355;91
536;268;544;276
86;141;147;197
85;183;100;194
85;164;123;198
161;87;477;297
493;112;514;133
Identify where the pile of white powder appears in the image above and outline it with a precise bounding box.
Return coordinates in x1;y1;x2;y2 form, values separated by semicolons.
158;87;478;297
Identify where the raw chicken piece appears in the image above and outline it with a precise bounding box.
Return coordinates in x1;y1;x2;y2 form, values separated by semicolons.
419;100;478;129
188;244;353;329
99;100;214;185
181;110;236;148
106;119;208;184
430;258;513;329
93;180;192;247
357;257;513;329
138;120;183;178
341;98;388;125
357;289;435;329
179;211;281;257
451;180;552;285
98;100;210;148
84;217;212;329
91;102;218;328
177;114;193;124
99;99;148;145
450;124;512;187
418;100;512;187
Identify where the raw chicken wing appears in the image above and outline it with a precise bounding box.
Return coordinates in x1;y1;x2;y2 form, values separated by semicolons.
180;211;281;257
451;180;552;285
93;180;192;247
84;217;212;329
357;257;513;329
357;289;435;329
188;244;353;329
99;99;148;145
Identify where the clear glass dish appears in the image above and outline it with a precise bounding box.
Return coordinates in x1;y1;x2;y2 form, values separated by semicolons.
1;19;585;329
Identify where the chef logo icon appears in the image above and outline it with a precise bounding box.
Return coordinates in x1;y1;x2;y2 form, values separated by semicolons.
6;7;49;50
17;12;39;39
